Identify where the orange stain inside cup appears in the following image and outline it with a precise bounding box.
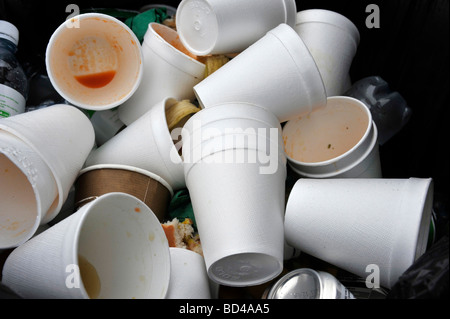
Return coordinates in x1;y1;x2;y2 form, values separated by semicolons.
75;70;116;88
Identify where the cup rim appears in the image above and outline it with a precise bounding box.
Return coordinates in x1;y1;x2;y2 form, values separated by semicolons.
78;163;174;197
71;192;171;299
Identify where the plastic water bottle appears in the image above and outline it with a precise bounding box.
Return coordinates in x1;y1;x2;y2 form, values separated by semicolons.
0;20;28;118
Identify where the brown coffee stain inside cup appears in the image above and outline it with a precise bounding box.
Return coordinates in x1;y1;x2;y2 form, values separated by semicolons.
78;254;101;299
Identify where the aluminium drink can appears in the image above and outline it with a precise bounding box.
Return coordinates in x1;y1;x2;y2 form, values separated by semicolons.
264;268;355;299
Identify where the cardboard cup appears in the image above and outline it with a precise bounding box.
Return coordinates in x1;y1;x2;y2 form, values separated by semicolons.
182;104;286;287
176;0;297;56
46;13;143;110
1;192;171;299
284;178;434;289
294;9;360;97
193;23;326;123
283;96;382;178
0;133;58;249
75;164;173;222
118;22;205;126
86;97;185;191
0;105;95;224
166;248;211;299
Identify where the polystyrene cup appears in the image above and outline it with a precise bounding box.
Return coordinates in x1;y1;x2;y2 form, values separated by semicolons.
0;132;58;249
176;0;297;56
46;13;143;111
193;23;326;123
1;192;171;299
282;96;382;178
118;22;205;126
182;103;286;287
86;97;185;191
294;9;360;97
166;248;211;299
0;104;95;224
284;178;434;289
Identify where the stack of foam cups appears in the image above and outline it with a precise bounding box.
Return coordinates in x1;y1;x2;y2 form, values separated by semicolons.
0;105;95;249
182;103;287;287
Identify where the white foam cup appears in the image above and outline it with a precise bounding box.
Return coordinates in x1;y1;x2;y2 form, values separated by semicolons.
0;105;95;224
0;133;58;249
182;103;287;287
1;192;171;298
193;23;326;123
46;13;143;111
176;0;297;56
294;9;360;97
282;96;382;178
86;97;185;191
284;178;434;289
118;22;205;126
166;248;211;299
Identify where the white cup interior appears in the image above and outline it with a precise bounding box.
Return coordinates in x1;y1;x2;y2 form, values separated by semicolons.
46;13;143;110
74;193;170;299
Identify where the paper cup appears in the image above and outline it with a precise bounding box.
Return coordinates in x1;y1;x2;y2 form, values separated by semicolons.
294;9;360;97
118;22;205;126
45;13;143;110
1;192;171;299
176;0;297;55
182;103;286;287
75;164;173;222
86;97;185;191
283;96;382;178
193;23;326;123
284;178;434;289
0;105;95;224
166;248;211;299
0;133;58;249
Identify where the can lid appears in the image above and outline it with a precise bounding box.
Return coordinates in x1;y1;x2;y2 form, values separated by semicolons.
0;20;19;46
266;268;321;299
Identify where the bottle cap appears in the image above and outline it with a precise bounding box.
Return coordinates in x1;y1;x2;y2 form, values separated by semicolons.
0;20;19;46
